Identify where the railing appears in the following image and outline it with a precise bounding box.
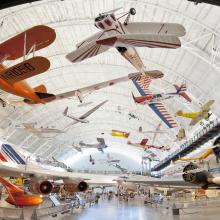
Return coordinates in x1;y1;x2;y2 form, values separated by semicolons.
152;118;220;171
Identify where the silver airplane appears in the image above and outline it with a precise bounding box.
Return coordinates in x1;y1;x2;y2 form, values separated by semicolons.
79;138;108;153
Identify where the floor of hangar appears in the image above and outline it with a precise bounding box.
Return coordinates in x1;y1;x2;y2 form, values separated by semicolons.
60;197;220;220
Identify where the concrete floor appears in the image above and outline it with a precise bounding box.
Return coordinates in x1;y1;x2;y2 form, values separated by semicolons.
61;197;220;220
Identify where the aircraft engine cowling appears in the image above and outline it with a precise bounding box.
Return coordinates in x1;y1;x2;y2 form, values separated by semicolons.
29;180;54;195
63;181;88;193
182;163;210;186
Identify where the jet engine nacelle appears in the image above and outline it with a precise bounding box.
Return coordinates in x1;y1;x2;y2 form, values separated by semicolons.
182;163;210;188
29;180;54;195
63;180;89;192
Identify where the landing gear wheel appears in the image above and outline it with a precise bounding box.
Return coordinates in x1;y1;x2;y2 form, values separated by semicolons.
130;8;136;15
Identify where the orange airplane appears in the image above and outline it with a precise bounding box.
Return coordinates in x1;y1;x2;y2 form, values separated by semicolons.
0;25;56;105
0;176;43;207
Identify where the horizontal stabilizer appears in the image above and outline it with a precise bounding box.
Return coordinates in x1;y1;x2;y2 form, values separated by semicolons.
0;56;50;85
34;84;47;93
97;34;181;49
0;25;56;60
24;92;56;104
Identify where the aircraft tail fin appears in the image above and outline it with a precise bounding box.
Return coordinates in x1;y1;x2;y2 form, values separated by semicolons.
132;92;140;103
34;84;47;93
24;92;56;104
176;110;183;116
63;107;68;116
174;84;192;102
0;177;23;196
140;138;148;146
0;144;26;165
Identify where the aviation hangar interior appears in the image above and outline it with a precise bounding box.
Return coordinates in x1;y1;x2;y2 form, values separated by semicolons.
0;0;220;219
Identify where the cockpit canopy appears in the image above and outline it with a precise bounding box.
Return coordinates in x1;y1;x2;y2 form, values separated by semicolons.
95;14;108;22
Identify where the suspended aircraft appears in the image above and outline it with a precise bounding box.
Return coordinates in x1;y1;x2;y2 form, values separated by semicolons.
127;138;170;151
79;138;108;153
15;123;65;138
175;128;186;141
0;176;43;207
178;148;213;162
132;76;184;128
55;71;162;103
92;153;121;165
51;157;74;172
66;7;185;87
132;83;191;104
139;122;168;135
176;100;215;126
63;100;107;127
0;25;57;105
0;141;117;198
111;129;130;138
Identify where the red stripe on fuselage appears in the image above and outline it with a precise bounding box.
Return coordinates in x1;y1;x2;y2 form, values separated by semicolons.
0;152;8;162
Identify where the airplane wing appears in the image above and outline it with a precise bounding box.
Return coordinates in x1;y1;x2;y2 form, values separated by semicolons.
80;100;108;119
76;31;105;48
0;57;50;85
148;103;178;128
189;118;200;126
126;175;199;188
123;22;186;37
54;72;142;101
201;100;215;111
0;143;117;185
97;34;181;49
66;40;109;63
132;75;177;128
0;25;56;60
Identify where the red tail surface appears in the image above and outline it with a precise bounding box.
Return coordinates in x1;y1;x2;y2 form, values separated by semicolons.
174;84;192;102
140;138;148;146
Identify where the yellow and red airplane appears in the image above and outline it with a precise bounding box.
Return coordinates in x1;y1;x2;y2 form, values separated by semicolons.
0;176;43;207
179;148;213;162
0;25;56;105
176;100;215;126
127;138;170;151
111;130;130;138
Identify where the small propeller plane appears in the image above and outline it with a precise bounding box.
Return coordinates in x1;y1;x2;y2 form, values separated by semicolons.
63;100;107;127
127;138;170;151
0;25;56;105
179;148;213;162
79;138;108;153
132;81;192;128
111;129;130;138
132;83;191;104
176;100;215;126
66;7;185;89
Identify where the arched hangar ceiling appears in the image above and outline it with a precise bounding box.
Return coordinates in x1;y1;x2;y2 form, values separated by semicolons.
0;0;220;170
